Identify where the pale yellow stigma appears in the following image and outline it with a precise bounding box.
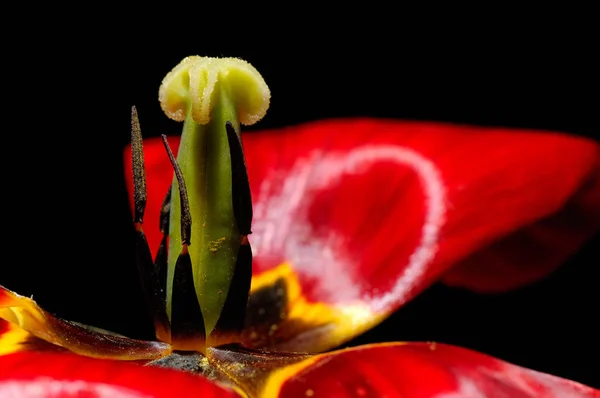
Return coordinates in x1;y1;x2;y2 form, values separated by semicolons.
159;56;270;126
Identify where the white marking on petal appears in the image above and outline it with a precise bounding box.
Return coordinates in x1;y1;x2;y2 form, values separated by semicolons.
436;364;594;398
252;145;446;310
435;377;487;398
0;378;150;398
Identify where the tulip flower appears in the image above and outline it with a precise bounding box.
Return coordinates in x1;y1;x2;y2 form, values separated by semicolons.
1;56;599;397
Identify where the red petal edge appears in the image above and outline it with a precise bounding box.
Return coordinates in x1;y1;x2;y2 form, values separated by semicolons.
0;351;240;398
265;343;600;397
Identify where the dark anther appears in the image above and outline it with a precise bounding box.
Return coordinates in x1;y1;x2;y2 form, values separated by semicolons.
131;106;147;224
161;135;191;246
225;122;253;236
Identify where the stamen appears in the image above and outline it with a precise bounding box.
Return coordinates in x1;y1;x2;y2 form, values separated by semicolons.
130;107;170;343
162;134;206;350
131;106;147;225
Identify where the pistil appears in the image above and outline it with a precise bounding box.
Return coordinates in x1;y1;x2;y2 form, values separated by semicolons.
158;56;270;347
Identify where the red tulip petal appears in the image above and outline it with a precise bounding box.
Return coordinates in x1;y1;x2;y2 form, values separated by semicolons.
256;342;600;397
0;351;241;397
442;165;600;292
0;285;171;360
127;119;600;352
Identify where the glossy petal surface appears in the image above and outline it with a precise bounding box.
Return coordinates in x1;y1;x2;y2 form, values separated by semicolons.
0;286;171;360
126;119;600;352
258;343;600;397
0;351;240;397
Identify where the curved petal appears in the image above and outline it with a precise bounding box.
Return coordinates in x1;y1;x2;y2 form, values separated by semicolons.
248;342;599;397
0;351;241;397
126;119;600;352
0;285;171;361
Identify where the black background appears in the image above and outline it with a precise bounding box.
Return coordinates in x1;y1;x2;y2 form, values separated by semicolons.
1;24;598;388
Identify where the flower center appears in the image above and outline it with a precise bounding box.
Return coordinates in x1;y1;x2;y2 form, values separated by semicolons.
131;56;270;353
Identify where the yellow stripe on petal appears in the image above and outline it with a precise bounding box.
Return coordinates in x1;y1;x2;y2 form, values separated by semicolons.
0;319;65;356
242;264;385;353
0;319;31;355
206;345;312;398
0;319;30;355
259;355;321;398
0;285;171;361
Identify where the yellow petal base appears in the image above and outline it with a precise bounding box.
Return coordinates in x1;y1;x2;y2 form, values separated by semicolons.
242;264;385;353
